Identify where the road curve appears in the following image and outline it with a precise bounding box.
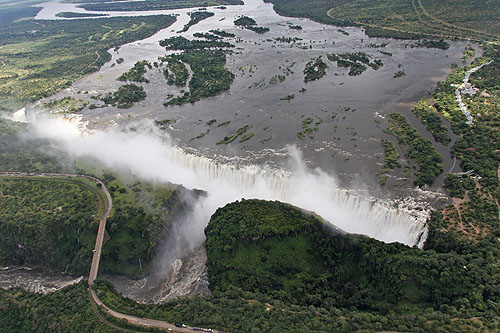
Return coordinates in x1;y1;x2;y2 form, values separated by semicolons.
0;171;218;333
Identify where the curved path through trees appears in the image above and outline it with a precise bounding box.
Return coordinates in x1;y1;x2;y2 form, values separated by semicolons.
0;171;217;332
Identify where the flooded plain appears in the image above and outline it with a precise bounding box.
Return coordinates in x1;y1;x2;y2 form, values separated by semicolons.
32;0;471;197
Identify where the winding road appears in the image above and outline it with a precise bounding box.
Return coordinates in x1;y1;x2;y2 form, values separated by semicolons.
0;171;217;332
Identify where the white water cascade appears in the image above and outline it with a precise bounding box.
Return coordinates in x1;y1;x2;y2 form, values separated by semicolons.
162;144;428;248
31;117;429;255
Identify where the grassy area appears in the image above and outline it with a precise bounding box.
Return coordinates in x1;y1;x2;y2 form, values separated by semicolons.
0;14;176;113
42;96;88;114
265;0;500;41
216;125;251;144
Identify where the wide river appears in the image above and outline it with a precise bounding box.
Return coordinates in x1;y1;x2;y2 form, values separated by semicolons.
10;0;478;300
32;0;472;195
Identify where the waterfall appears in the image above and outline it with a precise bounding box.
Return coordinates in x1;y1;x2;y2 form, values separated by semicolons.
162;144;428;248
29;116;429;253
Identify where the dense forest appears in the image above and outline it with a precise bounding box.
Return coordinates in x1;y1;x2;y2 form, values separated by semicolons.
90;199;500;332
0;281;119;333
0;177;101;274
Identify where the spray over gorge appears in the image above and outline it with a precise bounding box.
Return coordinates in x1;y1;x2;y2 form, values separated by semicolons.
25;115;430;299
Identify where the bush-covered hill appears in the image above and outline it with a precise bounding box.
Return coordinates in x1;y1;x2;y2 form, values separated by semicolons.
88;199;499;332
205;199;500;314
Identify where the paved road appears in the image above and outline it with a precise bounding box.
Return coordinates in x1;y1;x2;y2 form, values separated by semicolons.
90;289;216;332
87;176;112;286
0;171;217;332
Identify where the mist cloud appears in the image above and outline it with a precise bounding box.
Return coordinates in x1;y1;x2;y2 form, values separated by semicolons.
30;116;428;274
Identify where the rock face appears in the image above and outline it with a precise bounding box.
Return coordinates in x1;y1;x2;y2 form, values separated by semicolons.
104;246;209;304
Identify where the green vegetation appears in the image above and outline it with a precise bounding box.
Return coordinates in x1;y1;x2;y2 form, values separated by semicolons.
193;32;221;40
178;11;215;33
412;100;451;145
217;120;231;127
101;84;146;109
297;116;322;140
163;50;235;106
0;14;176;113
0;119;65;173
383;113;443;186
234;15;256;26
216;125;251;144
0;176;100;273
162;58;189;87
265;0;500;41
462;46;476;62
327;52;383;76
274;36;302;43
0;120;185;279
238;132;255;143
79;0;243;11
117;60;152;83
159;35;234;50
0;281;119;332
202;200;500;328
209;29;235;38
444;173;476;198
43;96;88;114
55;12;108;18
380;139;401;169
154;118;177;129
393;70;406;78
205;119;217;126
414;39;450;50
337;29;349;36
289;24;302;30
434;47;500;188
303;56;328;82
233;16;270;34
280;94;294;101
